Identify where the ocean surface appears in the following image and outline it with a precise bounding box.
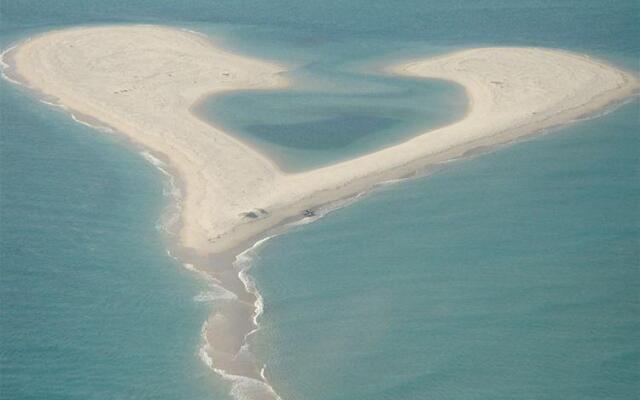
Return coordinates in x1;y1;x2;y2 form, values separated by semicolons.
251;100;640;399
1;1;638;399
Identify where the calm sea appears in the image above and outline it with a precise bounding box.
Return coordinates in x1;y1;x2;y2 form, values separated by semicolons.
1;1;638;399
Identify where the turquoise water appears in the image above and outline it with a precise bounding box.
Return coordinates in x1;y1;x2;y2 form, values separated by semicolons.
0;80;227;399
1;1;639;399
197;76;466;172
251;100;640;399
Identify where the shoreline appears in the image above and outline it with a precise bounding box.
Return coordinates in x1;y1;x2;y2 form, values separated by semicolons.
200;49;639;256
5;26;639;257
1;27;288;399
3;24;639;400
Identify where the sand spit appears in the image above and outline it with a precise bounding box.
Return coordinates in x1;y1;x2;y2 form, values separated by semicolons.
4;25;638;399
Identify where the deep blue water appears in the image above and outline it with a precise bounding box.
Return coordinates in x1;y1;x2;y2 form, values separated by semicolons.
1;1;638;399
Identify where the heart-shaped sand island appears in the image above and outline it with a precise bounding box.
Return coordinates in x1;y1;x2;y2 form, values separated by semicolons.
6;25;638;255
4;24;639;399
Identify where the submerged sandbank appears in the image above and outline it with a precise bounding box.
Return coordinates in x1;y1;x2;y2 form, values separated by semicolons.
3;25;638;400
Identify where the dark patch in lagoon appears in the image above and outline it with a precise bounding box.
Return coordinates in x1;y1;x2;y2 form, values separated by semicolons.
244;112;402;150
193;75;468;173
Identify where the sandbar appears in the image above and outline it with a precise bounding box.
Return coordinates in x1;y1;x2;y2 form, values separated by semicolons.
3;25;638;400
6;25;638;255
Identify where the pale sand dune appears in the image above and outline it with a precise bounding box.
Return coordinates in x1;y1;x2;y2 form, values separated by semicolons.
6;25;638;256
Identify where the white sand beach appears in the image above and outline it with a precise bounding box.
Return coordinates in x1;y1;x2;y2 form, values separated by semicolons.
5;25;638;256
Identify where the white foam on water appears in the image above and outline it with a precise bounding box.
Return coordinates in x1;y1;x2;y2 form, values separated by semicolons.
166;249;179;261
0;44;16;69
188;189;389;400
182;262;198;273
0;72;21;86
140;151;179;193
0;44;24;86
198;321;215;368
182;262;237;302
140;150;167;169
69;112;114;134
193;285;238;302
195;190;390;398
226;375;282;400
156;210;180;235
139;150;184;235
199;321;282;400
234;236;273;332
375;176;412;187
182;262;217;282
39;98;66;109
195;236;284;399
1;56;121;139
181;28;208;38
259;365;268;381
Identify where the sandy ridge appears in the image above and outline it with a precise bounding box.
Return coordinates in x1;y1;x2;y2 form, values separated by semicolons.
5;25;639;256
